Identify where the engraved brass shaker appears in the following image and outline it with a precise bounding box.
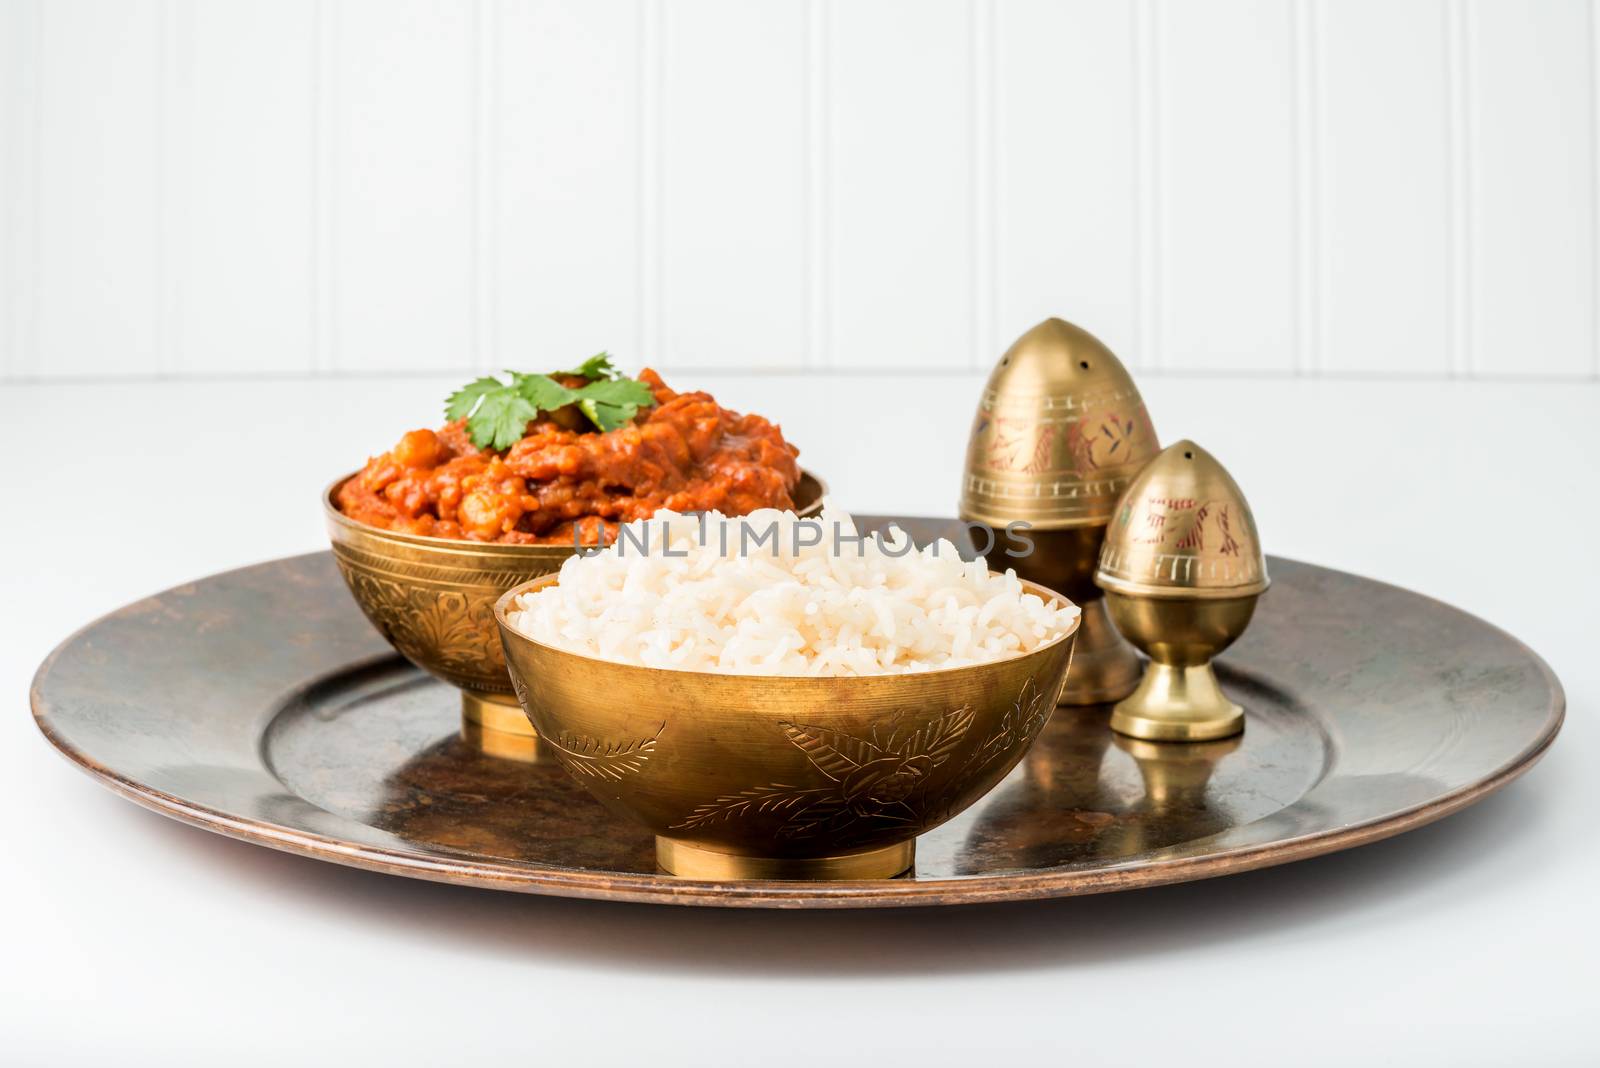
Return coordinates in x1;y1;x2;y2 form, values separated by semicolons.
1095;440;1269;741
959;318;1160;705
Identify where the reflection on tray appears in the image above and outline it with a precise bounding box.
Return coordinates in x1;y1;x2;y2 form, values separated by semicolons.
953;705;1255;873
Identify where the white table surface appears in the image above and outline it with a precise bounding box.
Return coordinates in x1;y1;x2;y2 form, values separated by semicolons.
4;374;1596;1066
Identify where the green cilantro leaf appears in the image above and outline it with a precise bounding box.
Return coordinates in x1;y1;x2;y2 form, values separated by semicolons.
576;399;628;431
470;392;539;452
575;377;656;431
444;357;658;448
444;374;541;451
575;377;655;408
445;376;506;423
510;372;580;411
556;352;620;380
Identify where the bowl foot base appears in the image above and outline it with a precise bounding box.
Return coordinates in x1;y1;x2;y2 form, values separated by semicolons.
656;838;915;881
460;691;542;763
1058;596;1143;705
1110;661;1244;742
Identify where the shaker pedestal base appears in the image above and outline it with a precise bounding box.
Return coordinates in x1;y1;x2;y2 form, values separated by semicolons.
1109;662;1244;742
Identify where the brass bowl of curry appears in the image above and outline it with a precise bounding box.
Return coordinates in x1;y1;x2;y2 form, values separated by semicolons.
324;367;822;760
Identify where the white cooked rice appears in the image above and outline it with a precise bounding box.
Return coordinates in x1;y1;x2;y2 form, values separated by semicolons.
504;502;1079;676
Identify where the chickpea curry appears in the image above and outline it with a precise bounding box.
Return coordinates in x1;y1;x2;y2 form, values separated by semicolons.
336;364;802;545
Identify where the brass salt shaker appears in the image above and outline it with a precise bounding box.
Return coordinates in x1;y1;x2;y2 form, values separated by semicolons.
960;318;1160;705
1094;440;1269;741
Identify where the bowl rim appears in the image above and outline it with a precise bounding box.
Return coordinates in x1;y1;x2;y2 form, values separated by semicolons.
323;468;829;554
493;569;1081;685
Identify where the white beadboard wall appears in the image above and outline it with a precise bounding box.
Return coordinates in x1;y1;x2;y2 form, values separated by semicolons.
2;0;1599;382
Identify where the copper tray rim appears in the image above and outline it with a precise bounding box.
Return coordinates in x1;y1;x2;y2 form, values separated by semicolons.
30;551;1566;909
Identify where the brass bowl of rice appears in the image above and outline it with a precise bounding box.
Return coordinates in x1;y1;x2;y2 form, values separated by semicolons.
323;471;826;761
494;508;1080;880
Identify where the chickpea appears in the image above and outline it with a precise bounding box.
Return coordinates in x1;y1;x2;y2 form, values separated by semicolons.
459;488;521;540
393;428;444;469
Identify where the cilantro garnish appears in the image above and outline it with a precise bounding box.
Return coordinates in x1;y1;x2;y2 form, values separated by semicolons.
556;352;625;380
573;376;656;431
444;354;657;450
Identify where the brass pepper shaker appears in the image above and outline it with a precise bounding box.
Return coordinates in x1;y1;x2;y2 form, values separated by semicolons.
960;318;1160;705
1094;440;1269;741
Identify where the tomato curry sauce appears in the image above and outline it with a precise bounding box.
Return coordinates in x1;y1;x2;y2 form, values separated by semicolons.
336;370;801;544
